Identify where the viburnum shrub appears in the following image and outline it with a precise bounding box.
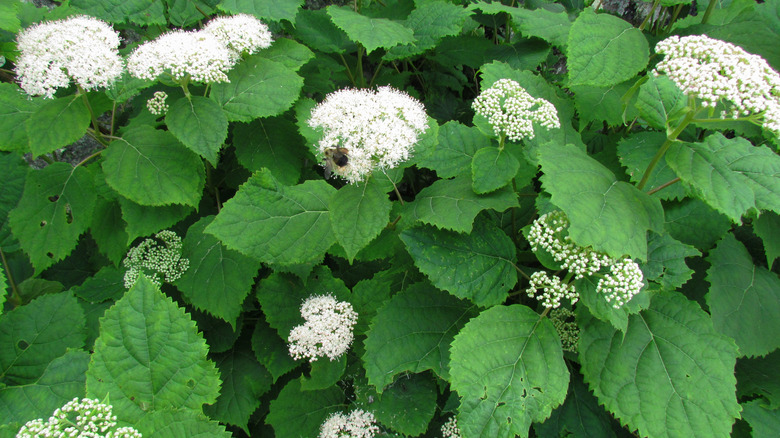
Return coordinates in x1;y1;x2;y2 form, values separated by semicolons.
0;1;778;437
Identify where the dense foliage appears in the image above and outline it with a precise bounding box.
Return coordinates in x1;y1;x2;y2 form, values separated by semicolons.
1;0;779;437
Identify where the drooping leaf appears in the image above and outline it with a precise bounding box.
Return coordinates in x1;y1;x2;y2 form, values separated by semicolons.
218;0;303;22
617;131;688;201
251;316;298;382
663;198;732;250
635;75;687;130
572;80;637;127
450;304;569;438
8;163;96;272
329;177;392;263
578;291;741;438
102;125;205;207
265;378;343;438
135;409;233;437
26;96;90;158
0;153;28;251
736;350;780;409
706;233;780;357
415;121;488;178
206;169;336;266
539;142;664;260
165;96;228;166
754;211;780;268
70;264;125;303
327;5;416;54
70;0;166;24
90;197;129;264
400;218;517;307
740;400;780;438
385;0;470;59
176;216;261;329
643;232;700;290
86;276;221;423
0;82;39;153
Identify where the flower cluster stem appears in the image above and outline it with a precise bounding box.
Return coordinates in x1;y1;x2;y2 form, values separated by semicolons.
637;108;695;191
0;249;22;308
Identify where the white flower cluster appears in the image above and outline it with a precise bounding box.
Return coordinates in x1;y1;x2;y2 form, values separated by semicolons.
596;258;644;308
472;78;560;142
15;15;123;98
288;294;358;362
308;86;429;183
654;35;780;134
441;416;461;438
550;307;579;353
319;409;379;438
127;14;271;83
526;271;578;309
16;397;142;438
123;230;189;289
146;91;169;115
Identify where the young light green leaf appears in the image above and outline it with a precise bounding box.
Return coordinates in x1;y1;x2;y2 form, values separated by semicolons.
539;143;664;260
636;75;687;130
205;170;336;266
666;133;780;222
371;373;438;436
706;233;780;357
363;283;477;391
0;153;28;251
736;350;780;409
450;305;569;438
663;198;731;250
26;95;90;158
293;9;355;54
327;5;416;54
135;409;232;437
0;292;85;385
617;131;687;200
401;175;518;233
70;0;166;25
754;211;780;267
0;82;39;153
176;216;261;329
251;317;298;382
566;9;649;87
578;291;740;438
266;378;342;438
329;177;391;263
210;57;303;122
165;96;228;166
218;0;303;22
255;37;315;71
233;116;305;186
415;121;488;178
86;276;221;423
9;163;96;272
118;196;193;245
384;0;470;60
400;219;517;307
643;232;700;290
102;125;205;207
472;146;520;194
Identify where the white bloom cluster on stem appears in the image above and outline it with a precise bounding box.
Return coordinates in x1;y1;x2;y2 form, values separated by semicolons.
203;14;272;61
472;78;560;142
16;397;142;438
308;86;429;183
319;409;379;438
15;15;123;98
123;230;189;289
288;294;358;362
654;35;780;134
596;258;644;308
526;271;578;309
441;416;461;438
146;91;169;115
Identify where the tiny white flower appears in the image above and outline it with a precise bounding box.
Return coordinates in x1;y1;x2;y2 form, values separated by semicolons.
203;14;273;60
16;398;141;438
441;416;461;438
146;91;169;115
596;258;644;309
526;271;578;309
123;230;189;289
319;409;379;438
288;294;358;362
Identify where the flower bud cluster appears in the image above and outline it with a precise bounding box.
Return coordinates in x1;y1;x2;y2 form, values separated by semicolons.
550;308;579;353
319;409;378;438
441;416;461;438
15;15;123;98
472;78;560;141
654;35;780;134
123;230;189;289
146;91;169;115
526;271;578;309
17;397;142;438
308;86;429;183
288;294;358;362
596;258;644;309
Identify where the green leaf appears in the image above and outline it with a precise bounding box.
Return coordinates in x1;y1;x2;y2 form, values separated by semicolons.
136;409;232;437
251;317;298;382
663;198;732;250
0;83;39;152
755;211;780;267
432;35;493;68
575;274;652;333
70;265;125;303
102;125;205;207
370;373;438;436
469;2;571;47
572;80;637;127
617;131;687;200
206;170;336;266
329;177;391;263
384;0;470;59
566;9;649;87
8;163;96;272
578;291;740;438
266;378;342;438
176;216;260;329
636;75;687;130
233;117;305;186
90;198;129;265
211;57;303;122
255;37;315;71
70;0;166;25
665;133;780;222
741;400;780;438
218;0;303;22
450;305;569;438
363;282;477;391
0;1;20;32
118;196;193;245
26;96;90;158
86;276;221;423
539;143;664;260
0;153;28;251
736;350;780;409
167;0;215;27
400;218;517;307
643;232;700;290
293;9;355;54
104;72;152;103
327;5;416;54
165;96;228;166
401;175;518;233
471;147;520;194
706;233;780;357
415;121;488;178
300;355;346;391
0;350;89;425
0;292;85;385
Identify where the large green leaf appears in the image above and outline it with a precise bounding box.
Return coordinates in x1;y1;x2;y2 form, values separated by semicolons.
266;378;343;437
578;291;740;438
471;147;520;194
0;83;39;153
385;0;470;59
706;233;780;357
572;80;637;128
450;305;569;438
165;96;228;166
665;133;780;222
26;96;90;158
617;131;687;200
8;163;96;272
210;57;303;122
363;283;477;391
166;0;214;27
643;232;700;290
0;292;85;385
401;175;518;233
754;211;780;268
251;317;298;382
207;170;336;265
86;276;221;423
469;2;571;47
70;0;165;24
636;75;687;131
218;0;303;22
175;216;261;329
90;198;128;264
102;126;205;207
566;9;649;87
293;9;355;54
0;153;28;251
415;121;488;178
254;38;314;71
328;177;391;263
327;5;416;54
233;116;304;186
539;142;664;260
400;218;517;307
135;410;232;437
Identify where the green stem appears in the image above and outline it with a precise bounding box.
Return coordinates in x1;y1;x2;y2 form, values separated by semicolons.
665;4;683;34
0;249;21;308
639;0;660;32
637;109;695;190
384;170;405;205
647;177;680;195
356;45;365;88
498;133;506;151
512;262;531;281
78;87;107;145
338;53;357;87
368;59;385;88
701;0;718;25
74;150;103;168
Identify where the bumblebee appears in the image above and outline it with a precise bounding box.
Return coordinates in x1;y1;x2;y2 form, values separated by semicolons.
323;147;349;179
